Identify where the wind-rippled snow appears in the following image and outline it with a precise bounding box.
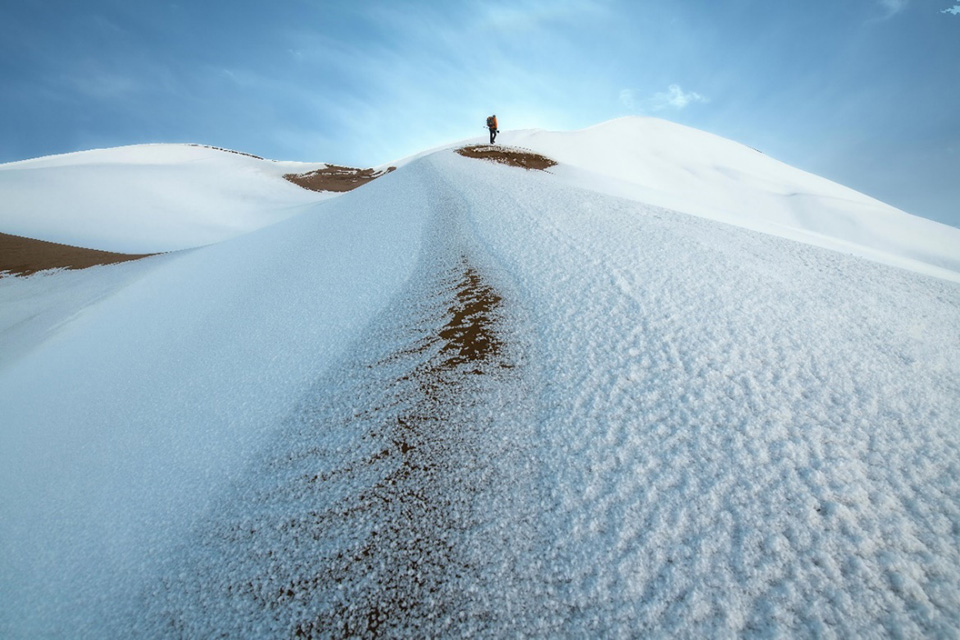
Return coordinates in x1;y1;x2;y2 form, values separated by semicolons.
435;151;960;636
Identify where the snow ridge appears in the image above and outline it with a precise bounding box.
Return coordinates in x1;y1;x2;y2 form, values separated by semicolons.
137;161;541;637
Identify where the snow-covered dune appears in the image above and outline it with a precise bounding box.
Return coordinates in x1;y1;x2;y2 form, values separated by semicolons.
498;117;960;281
0;165;431;637
1;120;959;637
3;119;957;280
0;144;333;253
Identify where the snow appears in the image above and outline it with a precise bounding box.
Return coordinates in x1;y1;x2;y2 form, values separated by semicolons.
2;118;960;637
0;167;430;636
496;118;960;282
434;152;960;635
0;144;334;253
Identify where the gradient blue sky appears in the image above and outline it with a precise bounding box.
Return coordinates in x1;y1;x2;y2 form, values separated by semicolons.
2;0;959;226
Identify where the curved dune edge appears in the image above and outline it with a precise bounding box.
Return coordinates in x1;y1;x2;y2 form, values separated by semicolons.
0;232;156;277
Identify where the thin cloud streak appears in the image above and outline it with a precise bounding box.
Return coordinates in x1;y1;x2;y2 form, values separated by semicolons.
620;85;708;113
878;0;910;16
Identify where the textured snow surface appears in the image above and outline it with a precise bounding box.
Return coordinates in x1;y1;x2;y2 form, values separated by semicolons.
434;153;960;636
0;144;332;253
0;167;430;637
2;128;960;637
138;184;541;637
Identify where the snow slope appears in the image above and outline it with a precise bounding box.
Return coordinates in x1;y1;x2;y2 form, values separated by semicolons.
433;153;960;636
0;144;334;253
1;120;960;637
0;167;431;637
495;118;960;282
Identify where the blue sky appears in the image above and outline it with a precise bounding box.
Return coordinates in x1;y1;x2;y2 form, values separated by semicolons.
2;0;959;227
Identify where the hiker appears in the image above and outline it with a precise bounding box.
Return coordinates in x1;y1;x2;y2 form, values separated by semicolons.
486;115;499;144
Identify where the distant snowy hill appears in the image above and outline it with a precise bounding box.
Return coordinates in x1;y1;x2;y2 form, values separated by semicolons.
0;144;333;253
2;118;958;278
495;118;960;281
2;119;959;637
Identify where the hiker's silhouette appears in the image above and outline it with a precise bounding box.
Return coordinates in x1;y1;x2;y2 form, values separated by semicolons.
486;115;498;144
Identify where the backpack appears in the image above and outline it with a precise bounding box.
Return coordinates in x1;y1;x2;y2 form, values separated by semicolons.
487;115;497;128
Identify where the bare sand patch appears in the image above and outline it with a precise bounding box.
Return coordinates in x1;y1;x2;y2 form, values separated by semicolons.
284;165;396;193
455;145;557;171
0;232;155;277
147;253;523;638
289;257;514;637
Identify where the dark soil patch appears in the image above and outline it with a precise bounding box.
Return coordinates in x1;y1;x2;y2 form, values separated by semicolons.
455;145;557;171
0;232;155;277
145;251;524;638
291;257;512;638
284;165;396;193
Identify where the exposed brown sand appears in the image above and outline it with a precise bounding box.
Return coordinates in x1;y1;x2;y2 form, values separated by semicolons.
142;253;526;636
455;145;557;171
292;258;512;637
0;232;155;277
284;165;396;193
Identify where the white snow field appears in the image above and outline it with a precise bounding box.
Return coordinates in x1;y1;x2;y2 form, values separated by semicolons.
493;118;960;282
0;144;333;253
1;118;959;637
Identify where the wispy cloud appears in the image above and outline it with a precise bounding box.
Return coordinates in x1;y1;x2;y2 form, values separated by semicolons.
65;65;142;100
877;0;909;18
473;0;611;32
943;4;960;14
622;85;708;113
